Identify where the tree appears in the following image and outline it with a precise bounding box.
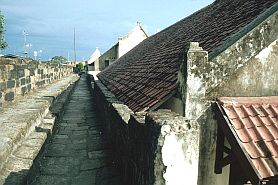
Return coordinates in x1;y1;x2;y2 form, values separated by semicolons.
50;56;67;64
0;12;8;52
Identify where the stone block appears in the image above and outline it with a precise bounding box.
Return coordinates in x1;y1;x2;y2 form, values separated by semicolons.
27;132;47;142
8;70;17;79
30;176;71;185
0;169;12;184
13;145;40;160
0;122;29;144
17;69;25;78
22;138;45;149
0;82;7;91
21;86;27;96
26;76;31;83
4;92;14;101
29;69;35;76
16;80;20;87
27;84;31;91
0;137;13;168
7;80;15;88
20;78;26;85
4;156;33;172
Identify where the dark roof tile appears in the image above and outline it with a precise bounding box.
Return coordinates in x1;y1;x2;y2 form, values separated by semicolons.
98;0;278;112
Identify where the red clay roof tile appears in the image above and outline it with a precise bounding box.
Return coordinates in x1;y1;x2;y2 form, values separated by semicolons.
218;96;278;180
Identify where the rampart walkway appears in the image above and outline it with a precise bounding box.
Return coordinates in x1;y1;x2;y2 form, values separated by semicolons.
29;75;121;185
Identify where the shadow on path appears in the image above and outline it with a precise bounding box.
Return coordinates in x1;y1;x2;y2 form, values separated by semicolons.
25;75;123;185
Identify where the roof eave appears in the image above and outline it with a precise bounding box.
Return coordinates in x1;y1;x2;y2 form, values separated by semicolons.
213;101;262;184
208;2;278;61
148;88;178;112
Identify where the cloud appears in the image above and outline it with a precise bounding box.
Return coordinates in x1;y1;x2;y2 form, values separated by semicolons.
1;0;214;60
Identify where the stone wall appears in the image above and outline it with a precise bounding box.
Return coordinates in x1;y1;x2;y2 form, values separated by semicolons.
0;58;73;108
176;10;278;185
90;75;200;185
161;8;278;185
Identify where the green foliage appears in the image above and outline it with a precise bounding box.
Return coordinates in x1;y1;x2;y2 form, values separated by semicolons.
77;63;84;70
75;63;84;73
50;56;67;64
0;13;8;51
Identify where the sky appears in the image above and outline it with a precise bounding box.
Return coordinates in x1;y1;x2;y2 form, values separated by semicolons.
0;0;213;61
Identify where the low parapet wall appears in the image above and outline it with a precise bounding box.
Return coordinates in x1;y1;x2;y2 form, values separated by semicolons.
0;58;73;108
90;75;200;185
0;74;79;184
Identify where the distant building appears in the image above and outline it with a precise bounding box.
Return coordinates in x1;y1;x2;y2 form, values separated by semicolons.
87;47;101;71
95;21;148;71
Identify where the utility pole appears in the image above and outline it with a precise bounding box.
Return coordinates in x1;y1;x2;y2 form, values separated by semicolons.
22;30;28;57
73;28;77;62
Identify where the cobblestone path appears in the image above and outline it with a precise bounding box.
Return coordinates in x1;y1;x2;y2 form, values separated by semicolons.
30;75;122;185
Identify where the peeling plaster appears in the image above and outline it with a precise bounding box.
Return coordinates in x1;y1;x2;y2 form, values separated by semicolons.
255;40;276;64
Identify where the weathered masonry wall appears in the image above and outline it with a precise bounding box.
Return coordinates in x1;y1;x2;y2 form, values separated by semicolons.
90;75;199;185
0;75;79;184
161;8;278;185
0;58;73;108
206;8;278;95
177;9;278;185
197;37;278;185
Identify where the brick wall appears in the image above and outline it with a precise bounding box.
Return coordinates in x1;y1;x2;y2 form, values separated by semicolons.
0;58;73;108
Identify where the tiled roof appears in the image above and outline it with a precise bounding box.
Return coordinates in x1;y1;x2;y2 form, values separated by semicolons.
98;0;278;112
218;97;278;181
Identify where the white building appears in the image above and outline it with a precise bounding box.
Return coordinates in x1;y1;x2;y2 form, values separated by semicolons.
94;21;148;71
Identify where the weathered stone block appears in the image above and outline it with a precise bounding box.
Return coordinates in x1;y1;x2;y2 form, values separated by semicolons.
8;70;17;79
38;69;43;74
4;156;33;171
26;77;31;83
27;84;31;91
29;69;35;76
7;80;15;88
0;82;6;91
20;78;26;85
4;92;14;101
0;122;29;144
16;80;20;87
0;137;13;168
21;86;27;96
13;145;40;160
17;69;25;78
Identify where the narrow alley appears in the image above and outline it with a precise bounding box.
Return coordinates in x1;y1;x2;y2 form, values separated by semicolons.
29;75;122;185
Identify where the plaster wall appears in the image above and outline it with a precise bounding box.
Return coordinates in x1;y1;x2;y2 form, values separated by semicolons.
159;96;184;116
96;44;118;71
118;26;147;58
208;39;278;98
91;75;200;185
148;112;200;185
195;12;278;185
206;9;278;95
169;9;278;185
96;24;147;71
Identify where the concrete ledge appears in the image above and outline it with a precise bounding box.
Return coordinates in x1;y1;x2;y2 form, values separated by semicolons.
0;74;79;184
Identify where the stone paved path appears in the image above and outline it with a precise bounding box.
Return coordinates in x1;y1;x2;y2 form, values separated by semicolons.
30;75;122;185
